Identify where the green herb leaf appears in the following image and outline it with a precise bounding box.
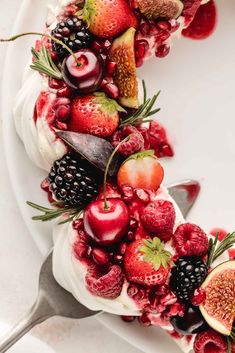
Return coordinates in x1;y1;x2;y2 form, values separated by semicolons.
30;45;62;80
207;232;235;267
27;201;83;223
120;82;161;127
139;237;172;270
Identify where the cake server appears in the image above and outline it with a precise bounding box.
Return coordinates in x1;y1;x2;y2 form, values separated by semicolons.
0;179;200;353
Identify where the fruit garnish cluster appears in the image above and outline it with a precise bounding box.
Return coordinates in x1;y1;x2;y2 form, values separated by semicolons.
1;0;233;352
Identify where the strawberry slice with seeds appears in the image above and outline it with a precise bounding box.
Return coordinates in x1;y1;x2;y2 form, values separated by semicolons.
117;150;164;191
124;237;172;286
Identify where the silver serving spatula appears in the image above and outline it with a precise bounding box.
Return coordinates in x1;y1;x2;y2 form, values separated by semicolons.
0;180;200;353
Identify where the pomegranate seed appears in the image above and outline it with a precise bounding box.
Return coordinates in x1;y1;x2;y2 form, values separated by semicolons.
171;21;180;33
191;287;206;306
160;143;174;156
135;57;144;68
106;61;117;76
49;78;65;89
113;254;123;264
103;83;119;99
102;39;112;50
57;85;72;98
119;242;127;255
127;284;139;298
135;189;150;203
149;294;159;312
127;230;135;242
54;97;71;108
155;284;169;296
138;313;151;327
55;105;71;121
41;178;49;192
157;21;171;31
51;52;59;62
135;40;149;59
155;30;170;44
73;242;88;260
55;121;68;130
164;303;185;318
91;40;103;52
160;292;177;306
149;25;159;36
129;217;138;230
139;22;150;36
121;315;136;322
156;303;166;313
121;185;134;202
72;219;84;230
155;44;170;58
92;248;110;265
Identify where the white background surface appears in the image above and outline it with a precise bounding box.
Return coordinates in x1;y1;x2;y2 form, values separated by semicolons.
0;2;142;353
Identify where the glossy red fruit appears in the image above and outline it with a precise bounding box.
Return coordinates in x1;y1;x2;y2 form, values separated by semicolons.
194;329;227;353
124;237;172;287
62;49;104;93
117;150;164;191
182;0;217;40
173;223;209;257
69;93;122;138
85;264;124;299
82;0;138;38
84;199;130;246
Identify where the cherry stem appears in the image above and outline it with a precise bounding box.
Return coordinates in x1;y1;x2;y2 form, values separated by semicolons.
0;32;81;66
103;136;130;211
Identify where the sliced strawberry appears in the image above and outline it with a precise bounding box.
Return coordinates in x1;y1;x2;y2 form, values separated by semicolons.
124;237;172;286
70;93;125;138
81;0;138;38
182;0;217;40
117;150;164;191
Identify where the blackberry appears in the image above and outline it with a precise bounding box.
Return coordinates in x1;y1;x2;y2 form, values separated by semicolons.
48;153;99;207
170;257;208;303
51;16;92;60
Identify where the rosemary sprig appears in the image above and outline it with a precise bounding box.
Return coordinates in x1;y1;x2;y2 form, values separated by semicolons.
207;232;235;267
119;80;161;127
31;45;62;80
227;337;232;353
27;201;83;225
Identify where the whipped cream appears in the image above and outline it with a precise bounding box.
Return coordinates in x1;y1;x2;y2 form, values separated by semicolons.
52;187;184;315
13;67;67;171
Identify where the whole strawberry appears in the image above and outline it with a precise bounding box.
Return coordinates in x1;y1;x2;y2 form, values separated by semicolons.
141;200;176;242
81;0;138;38
70;93;125;138
124;237;172;286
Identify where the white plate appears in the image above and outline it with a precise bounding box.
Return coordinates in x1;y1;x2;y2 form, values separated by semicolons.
0;321;55;353
2;0;235;352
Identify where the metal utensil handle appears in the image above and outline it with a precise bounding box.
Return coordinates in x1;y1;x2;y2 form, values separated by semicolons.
0;291;54;353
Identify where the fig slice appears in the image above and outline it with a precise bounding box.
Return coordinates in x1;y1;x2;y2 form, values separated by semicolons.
56;130;120;176
199;260;235;336
110;27;138;109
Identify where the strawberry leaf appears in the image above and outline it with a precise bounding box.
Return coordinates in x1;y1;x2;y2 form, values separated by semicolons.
94;92;127;115
139;237;172;270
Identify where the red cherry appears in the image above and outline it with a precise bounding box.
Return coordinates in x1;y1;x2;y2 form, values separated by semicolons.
62;49;104;94
84;199;130;246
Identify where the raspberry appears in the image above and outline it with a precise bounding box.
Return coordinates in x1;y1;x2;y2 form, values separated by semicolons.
85;265;124;299
173;223;209;257
111;125;144;157
141;200;176;242
194;330;227;353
